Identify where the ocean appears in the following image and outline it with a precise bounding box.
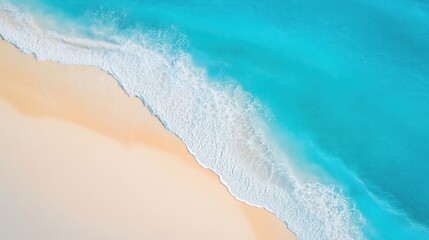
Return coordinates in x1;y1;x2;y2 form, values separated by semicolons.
1;0;428;239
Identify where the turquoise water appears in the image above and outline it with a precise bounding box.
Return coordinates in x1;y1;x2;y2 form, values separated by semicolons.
2;0;429;239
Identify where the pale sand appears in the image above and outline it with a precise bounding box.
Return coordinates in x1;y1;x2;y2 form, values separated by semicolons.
0;40;296;240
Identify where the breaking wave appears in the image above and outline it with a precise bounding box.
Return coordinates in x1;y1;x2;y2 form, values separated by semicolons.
0;3;364;239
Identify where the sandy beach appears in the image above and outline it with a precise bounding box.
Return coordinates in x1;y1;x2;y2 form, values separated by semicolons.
0;39;296;240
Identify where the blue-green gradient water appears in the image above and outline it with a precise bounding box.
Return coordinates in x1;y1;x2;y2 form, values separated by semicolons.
2;0;429;239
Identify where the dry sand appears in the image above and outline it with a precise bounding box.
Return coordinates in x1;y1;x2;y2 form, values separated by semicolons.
0;39;296;240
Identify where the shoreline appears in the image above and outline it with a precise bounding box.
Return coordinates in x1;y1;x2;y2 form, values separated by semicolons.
0;39;296;239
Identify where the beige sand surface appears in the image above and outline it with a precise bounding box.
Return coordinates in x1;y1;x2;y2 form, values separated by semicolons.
0;40;296;240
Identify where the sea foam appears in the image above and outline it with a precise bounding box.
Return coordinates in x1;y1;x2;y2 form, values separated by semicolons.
0;3;364;239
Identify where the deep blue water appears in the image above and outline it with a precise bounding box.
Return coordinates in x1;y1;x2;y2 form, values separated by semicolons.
4;0;429;239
